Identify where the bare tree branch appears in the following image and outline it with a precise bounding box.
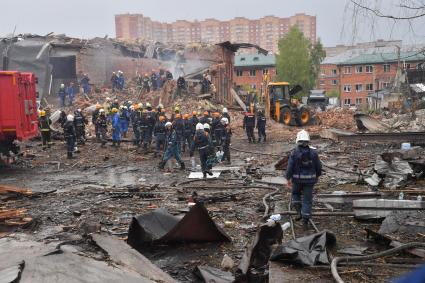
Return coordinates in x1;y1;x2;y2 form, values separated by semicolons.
351;0;425;19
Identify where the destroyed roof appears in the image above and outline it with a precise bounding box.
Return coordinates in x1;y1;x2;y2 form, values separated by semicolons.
234;54;275;68
322;44;425;65
340;51;425;66
216;41;268;55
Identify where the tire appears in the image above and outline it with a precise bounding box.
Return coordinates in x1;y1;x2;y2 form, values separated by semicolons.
296;107;310;126
280;107;292;125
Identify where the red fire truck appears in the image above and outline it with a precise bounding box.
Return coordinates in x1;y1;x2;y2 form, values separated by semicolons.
0;71;39;164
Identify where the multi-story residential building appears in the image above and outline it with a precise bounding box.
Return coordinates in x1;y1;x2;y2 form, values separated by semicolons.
233;54;276;92
115;13;316;53
319;45;425;108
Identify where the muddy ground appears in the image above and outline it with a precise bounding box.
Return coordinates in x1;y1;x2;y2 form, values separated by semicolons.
1;122;423;282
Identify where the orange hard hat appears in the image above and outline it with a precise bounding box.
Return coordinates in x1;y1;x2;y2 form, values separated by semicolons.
213;112;220;117
183;113;189;119
175;113;181;119
192;111;197;116
161;108;166;113
159;116;165;121
203;111;209;116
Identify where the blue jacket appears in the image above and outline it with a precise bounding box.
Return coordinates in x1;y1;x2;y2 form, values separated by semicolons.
286;145;322;184
112;113;121;131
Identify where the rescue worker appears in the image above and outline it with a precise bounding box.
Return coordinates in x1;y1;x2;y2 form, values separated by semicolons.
110;72;118;93
256;109;267;143
190;111;199;129
203;123;211;136
154;115;167;157
63;115;76;159
66;82;76;106
174;76;186;99
222;108;231;123
211;111;223;147
74;109;87;145
159;122;185;170
192;123;213;178
136;74;143;95
171;106;180;122
111;99;119;111
119;106;130;138
103;97;111;115
38;110;51;150
130;104;141;146
58;110;67;129
151;71;159;91
96;109;108;147
201;74;211;94
182;113;193;153
58;83;66;107
143;103;156;151
220;117;232;164
165;70;173;80
199;111;210;125
142;74;151;94
173;113;185;151
80;74;90;95
285;130;322;227
117;71;125;91
92;104;102;141
111;108;121;147
243;107;256;143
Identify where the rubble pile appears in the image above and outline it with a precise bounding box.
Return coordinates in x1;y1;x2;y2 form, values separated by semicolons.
383;109;425;132
314;108;357;131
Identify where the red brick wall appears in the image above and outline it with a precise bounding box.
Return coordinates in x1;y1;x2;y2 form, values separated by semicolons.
233;66;277;91
319;61;421;108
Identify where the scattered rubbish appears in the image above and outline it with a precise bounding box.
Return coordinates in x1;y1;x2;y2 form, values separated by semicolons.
0;185;32;201
269;214;281;222
127;203;231;249
378;211;425;236
375;155;413;189
353;198;425;219
224;221;236;228
354;113;390;132
195;265;234;283
188;172;221;179
236;223;283;282
281;222;291;232
221;254;235;270
317;191;381;204
270;230;336;266
338;245;368;256
138;177;147;182
401;143;411;150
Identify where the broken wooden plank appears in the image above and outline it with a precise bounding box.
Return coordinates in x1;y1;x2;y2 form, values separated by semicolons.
0;185;32;196
231;88;246;110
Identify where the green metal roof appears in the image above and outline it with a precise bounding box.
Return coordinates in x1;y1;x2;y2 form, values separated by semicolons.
339;51;425;65
234;54;276;67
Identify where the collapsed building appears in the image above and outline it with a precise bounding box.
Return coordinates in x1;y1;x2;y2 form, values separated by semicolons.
0;34;266;107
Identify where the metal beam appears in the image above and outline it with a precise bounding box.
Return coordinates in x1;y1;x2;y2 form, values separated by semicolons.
336;131;425;143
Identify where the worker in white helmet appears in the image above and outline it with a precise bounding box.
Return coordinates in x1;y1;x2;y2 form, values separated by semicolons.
285;130;322;228
64;115;76;159
222;107;230;123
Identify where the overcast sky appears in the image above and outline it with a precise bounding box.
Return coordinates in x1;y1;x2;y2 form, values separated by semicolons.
1;0;425;46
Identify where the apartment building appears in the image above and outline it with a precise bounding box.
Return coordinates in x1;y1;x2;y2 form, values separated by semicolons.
115;13;316;53
319;47;425;108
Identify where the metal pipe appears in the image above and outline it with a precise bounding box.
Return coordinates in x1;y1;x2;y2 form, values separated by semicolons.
331;242;425;283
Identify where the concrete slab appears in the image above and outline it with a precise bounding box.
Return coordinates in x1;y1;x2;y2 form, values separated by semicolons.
353;199;425;219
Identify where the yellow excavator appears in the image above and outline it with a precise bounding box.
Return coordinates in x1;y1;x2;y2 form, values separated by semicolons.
263;80;311;126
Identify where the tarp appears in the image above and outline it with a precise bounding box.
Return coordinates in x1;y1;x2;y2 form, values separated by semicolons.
127;203;231;249
375;155;413;189
270;231;336;266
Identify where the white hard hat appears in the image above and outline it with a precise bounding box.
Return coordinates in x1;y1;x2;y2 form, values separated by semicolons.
128;101;132;105
221;117;229;125
146;102;152;108
60;83;65;88
165;122;172;127
296;130;310;143
67;114;74;122
99;109;105;113
106;97;111;101
130;105;134;110
196;123;204;131
203;123;210;130
222;107;228;113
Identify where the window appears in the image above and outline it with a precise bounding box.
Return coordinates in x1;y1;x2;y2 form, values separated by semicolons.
344;84;352;92
251;84;256;89
332;69;337;76
355;84;363;92
249;70;256;76
319;80;325;85
344;98;351;105
366;83;374;91
355;98;362;105
365;65;373;73
344;66;352;74
405;63;411;70
253;57;259;61
240;57;246;61
320;70;325;76
236;70;243;77
262;69;269;75
355;66;363;73
382;82;390;88
332;79;338;85
383;64;391;72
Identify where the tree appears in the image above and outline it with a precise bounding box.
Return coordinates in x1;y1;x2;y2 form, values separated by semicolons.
276;26;325;96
